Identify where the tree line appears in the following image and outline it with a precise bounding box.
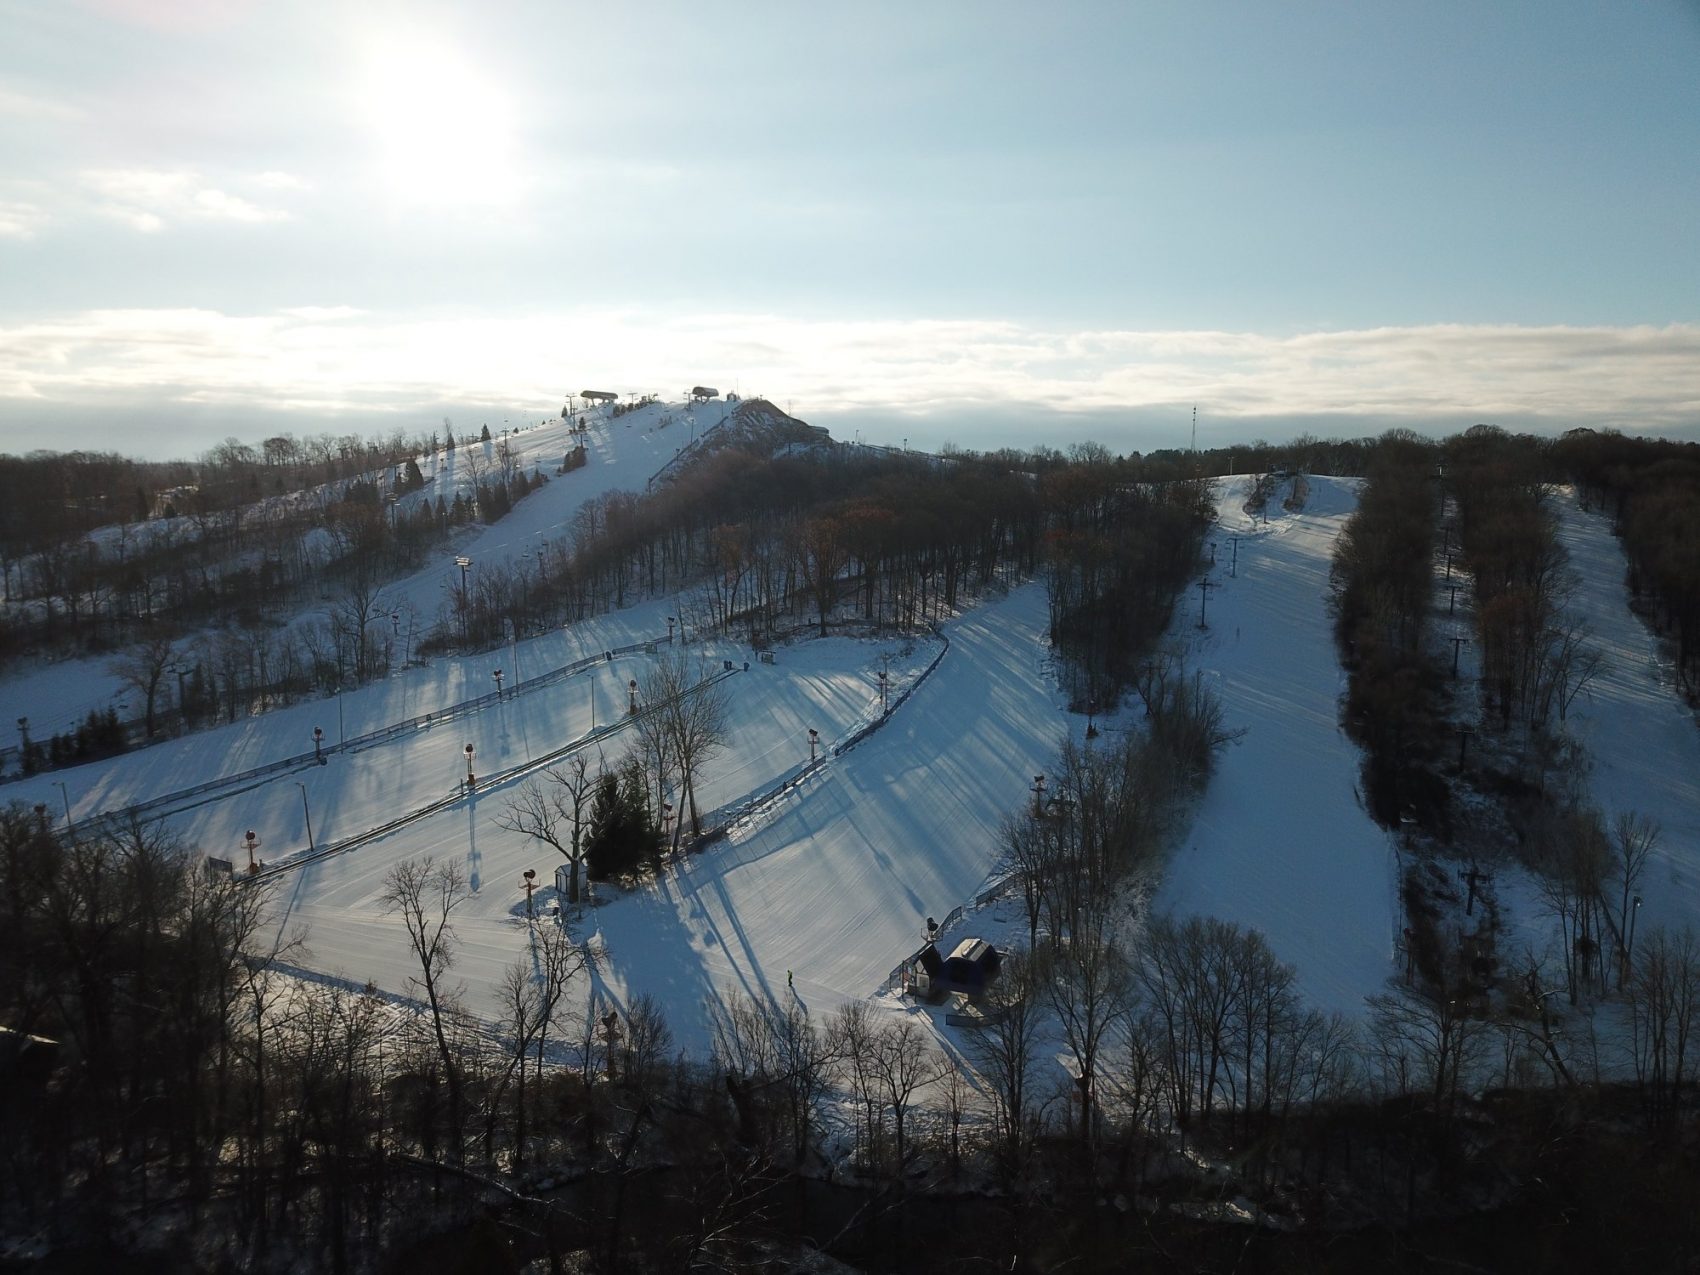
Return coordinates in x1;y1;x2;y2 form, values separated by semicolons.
1558;426;1700;696
7;803;1698;1272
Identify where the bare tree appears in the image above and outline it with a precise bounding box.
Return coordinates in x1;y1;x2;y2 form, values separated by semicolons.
997;808;1057;950
496;758;596;905
1367;987;1487;1130
491;925;589;1167
1611;812;1658;990
962;949;1046;1183
866;1015;943;1179
639;652;731;842
109;628;178;737
1046;906;1129;1154
1625;925;1700;1130
381;856;469;1161
621;991;674;1095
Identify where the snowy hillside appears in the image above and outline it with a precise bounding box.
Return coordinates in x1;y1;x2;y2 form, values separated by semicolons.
0;396;735;748
1154;474;1400;1016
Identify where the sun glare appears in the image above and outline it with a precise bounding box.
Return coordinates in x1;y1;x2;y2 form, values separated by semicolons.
356;39;522;205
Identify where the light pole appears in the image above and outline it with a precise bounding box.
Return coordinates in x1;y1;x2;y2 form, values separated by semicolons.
628;678;638;715
336;688;345;744
455;555;472;643
667;616;676;644
493;669;504;699
1032;774;1045;816
522;868;537;919
295;783;315;855
808;728;819;763
877;667;889;714
243;828;261;874
464;743;476;790
173;665;190;725
52;780;71;831
15;716;27;752
313;726;324;763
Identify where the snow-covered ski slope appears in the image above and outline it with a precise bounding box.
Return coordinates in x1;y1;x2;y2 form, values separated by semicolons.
1551;493;1700;939
0;397;733;742
261;585;1061;1055
1155;475;1400;1017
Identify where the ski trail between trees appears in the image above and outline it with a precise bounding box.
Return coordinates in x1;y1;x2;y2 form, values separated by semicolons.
1155;475;1400;1017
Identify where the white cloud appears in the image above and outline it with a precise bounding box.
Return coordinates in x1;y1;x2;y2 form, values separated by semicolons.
253;171;310;190
0;200;49;239
0;84;83;122
0;309;1695;443
80;168;290;231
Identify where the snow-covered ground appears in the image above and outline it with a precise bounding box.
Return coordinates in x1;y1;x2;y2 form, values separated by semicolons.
245;584;1061;1055
0;398;732;745
1549;493;1700;939
13;418;1700;1059
1153;475;1401;1016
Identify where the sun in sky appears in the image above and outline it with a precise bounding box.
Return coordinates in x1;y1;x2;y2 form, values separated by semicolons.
353;35;523;206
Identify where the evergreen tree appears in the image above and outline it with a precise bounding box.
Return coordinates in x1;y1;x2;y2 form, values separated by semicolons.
480;424;493;443
584;760;664;879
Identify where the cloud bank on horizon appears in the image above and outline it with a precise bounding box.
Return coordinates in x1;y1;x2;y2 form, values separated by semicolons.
2;307;1698;459
1;0;1696;457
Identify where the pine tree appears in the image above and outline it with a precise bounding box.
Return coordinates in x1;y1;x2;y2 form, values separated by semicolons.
585;761;664;879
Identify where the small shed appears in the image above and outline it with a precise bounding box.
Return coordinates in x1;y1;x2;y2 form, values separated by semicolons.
906;938;1000;999
944;938;1001;990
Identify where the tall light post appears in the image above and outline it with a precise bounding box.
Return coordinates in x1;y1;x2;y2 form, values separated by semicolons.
464;742;476;790
52;780;72;831
628;678;638;715
808;727;820;763
295;783;315;855
493;669;505;699
877;667;889;714
455;555;472;643
1032;774;1045;816
15;716;28;752
243;828;261;874
521;868;537;919
667;616;676;644
336;688;344;744
313;726;324;763
173;665;190;725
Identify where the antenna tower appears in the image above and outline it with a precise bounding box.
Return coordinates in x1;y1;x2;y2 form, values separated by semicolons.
1191;404;1197;453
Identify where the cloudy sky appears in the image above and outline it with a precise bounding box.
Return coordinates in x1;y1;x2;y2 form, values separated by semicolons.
1;0;1697;459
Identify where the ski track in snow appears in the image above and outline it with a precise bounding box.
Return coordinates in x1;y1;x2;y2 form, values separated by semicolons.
263;584;1060;1057
1154;475;1400;1018
1549;493;1700;942
19;420;1700;1056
